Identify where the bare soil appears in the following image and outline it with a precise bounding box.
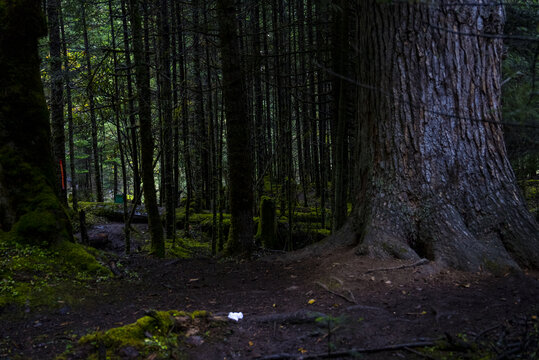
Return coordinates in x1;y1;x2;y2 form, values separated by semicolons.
1;224;538;359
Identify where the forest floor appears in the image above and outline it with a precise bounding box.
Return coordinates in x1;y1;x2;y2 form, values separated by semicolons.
1;221;539;359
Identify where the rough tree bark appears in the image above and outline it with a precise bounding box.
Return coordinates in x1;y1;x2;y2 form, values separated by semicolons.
352;0;539;271
0;0;71;244
46;0;67;205
217;0;255;255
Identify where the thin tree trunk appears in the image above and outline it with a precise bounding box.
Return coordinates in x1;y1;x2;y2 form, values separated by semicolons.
307;0;320;198
157;0;175;239
81;1;103;202
217;0;254;255
108;0;131;253
60;5;78;212
176;3;192;231
120;0;141;201
127;0;165;257
47;0;67;205
202;4;217;255
331;0;351;232
192;0;209;210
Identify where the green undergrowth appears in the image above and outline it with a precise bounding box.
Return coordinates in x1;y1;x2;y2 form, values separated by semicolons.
145;236;211;259
0;231;111;311
172;202;332;252
59;310;227;360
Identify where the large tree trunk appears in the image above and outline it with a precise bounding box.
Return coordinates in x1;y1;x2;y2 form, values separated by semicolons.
217;0;255;255
353;0;539;271
0;0;71;245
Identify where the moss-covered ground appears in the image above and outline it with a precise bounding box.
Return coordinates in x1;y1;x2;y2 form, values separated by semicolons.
0;230;111;311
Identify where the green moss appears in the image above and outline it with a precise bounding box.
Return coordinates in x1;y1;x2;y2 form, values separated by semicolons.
72;310;215;359
11;211;58;246
0;146;71;247
53;241;111;275
80;311;176;349
0;239;110;310
143;237;211;259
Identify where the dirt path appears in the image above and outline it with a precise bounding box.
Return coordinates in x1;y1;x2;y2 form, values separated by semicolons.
1;242;538;359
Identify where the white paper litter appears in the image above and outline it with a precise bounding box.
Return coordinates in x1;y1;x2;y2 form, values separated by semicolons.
228;312;243;321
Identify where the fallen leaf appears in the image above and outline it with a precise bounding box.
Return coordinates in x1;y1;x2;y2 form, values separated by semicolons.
308;299;316;305
249;341;254;346
298;347;308;354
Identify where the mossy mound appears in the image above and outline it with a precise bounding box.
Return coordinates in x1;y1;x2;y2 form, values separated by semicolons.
0;146;72;247
0;233;111;311
62;310;226;360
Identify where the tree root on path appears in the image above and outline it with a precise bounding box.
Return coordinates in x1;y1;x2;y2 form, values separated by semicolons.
257;341;436;359
315;281;357;304
364;258;429;274
251;309;327;324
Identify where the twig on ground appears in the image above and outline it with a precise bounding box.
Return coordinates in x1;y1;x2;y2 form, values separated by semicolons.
258;341;436;359
404;346;437;359
345;304;386;312
365;258;429;274
315;281;357;304
474;324;501;341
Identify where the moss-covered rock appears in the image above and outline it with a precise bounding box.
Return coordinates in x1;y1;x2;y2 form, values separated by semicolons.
64;310;220;360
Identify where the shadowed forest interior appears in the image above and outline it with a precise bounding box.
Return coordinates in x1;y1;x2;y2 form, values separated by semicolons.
0;0;538;359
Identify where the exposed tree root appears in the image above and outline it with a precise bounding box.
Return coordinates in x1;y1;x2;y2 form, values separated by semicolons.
315;281;357;304
251;309;327;324
365;258;429;274
258;341;436;359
